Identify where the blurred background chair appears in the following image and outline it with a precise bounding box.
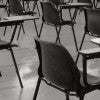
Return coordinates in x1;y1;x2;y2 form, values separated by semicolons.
8;0;36;16
0;19;24;88
69;0;93;22
4;0;37;40
39;1;78;51
54;0;93;22
76;8;100;63
21;0;40;17
33;37;100;100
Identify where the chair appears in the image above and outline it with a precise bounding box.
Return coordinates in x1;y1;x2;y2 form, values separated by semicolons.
39;1;78;51
76;7;100;63
57;0;92;22
0;19;24;88
4;0;37;40
8;0;36;16
71;0;92;38
33;37;100;100
22;0;40;16
69;0;93;22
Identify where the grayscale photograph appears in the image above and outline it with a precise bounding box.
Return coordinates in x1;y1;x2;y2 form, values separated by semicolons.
0;0;100;100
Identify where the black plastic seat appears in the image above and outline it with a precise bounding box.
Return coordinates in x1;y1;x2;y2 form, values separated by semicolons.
0;19;24;88
33;37;100;100
39;1;78;51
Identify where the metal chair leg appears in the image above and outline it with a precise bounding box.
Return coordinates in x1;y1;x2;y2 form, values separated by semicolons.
75;32;86;64
9;47;23;88
33;1;37;11
66;94;69;100
36;2;40;17
3;26;7;36
17;24;22;40
26;1;30;11
3;25;13;36
68;8;78;22
33;77;41;100
38;22;44;38
79;94;84;100
21;24;26;34
17;23;25;40
33;19;39;37
55;26;61;44
71;24;78;52
72;9;78;22
69;9;73;21
33;0;40;16
4;0;10;16
93;0;99;8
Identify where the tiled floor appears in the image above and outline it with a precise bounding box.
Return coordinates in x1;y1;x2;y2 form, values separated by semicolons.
0;1;100;100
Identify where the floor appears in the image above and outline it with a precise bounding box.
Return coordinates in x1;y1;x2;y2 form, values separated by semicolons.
0;0;100;100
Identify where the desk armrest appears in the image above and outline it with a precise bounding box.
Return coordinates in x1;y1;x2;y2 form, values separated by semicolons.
3;15;39;21
79;48;100;56
58;4;76;9
0;19;23;27
59;3;91;9
91;38;100;45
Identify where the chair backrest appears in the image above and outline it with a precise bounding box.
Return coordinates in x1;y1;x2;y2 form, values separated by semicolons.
40;1;61;25
84;8;100;37
34;37;81;91
9;0;24;15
